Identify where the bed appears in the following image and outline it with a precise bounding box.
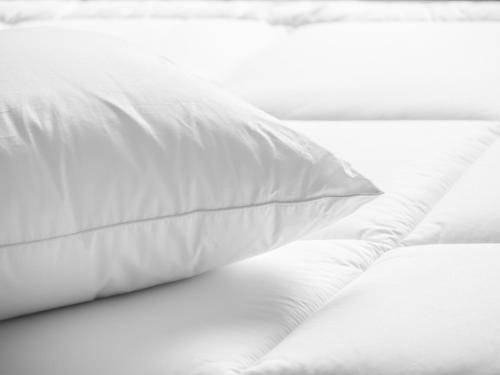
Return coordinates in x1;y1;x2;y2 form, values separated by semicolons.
1;2;500;374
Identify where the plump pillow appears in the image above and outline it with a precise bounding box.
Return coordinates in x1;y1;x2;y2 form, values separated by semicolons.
0;28;380;320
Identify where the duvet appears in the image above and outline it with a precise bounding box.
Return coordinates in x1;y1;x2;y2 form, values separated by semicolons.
1;1;500;375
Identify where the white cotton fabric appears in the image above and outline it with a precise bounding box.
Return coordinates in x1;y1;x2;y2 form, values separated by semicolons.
4;3;500;122
2;2;500;375
245;244;500;375
10;18;287;83
286;121;500;245
224;22;500;120
2;1;500;25
2;120;500;375
244;121;500;375
0;28;378;320
404;139;500;245
0;240;381;375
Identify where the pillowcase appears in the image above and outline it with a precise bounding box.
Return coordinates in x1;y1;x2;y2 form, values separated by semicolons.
0;27;380;320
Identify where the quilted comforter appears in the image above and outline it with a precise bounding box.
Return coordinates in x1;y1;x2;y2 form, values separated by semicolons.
1;1;500;374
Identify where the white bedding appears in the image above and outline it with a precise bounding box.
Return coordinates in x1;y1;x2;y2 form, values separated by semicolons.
1;1;500;374
1;120;500;375
0;239;378;375
289;121;499;246
246;244;500;375
0;28;378;320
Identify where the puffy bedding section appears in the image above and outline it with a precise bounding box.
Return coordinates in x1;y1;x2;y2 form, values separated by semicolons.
224;22;500;120
245;244;500;375
2;1;500;24
0;240;380;375
405;138;500;245
5;18;287;83
286;121;500;246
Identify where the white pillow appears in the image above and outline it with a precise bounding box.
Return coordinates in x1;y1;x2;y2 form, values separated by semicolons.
0;28;380;320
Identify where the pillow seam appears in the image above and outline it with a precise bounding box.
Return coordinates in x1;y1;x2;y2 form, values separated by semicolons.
0;192;379;250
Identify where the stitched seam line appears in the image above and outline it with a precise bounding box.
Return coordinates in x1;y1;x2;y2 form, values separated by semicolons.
400;127;500;247
0;192;380;250
242;239;383;373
